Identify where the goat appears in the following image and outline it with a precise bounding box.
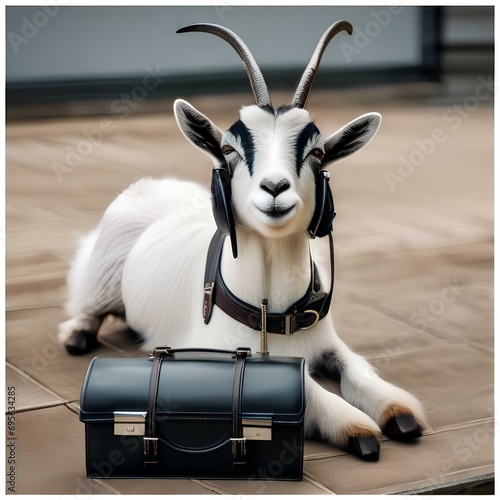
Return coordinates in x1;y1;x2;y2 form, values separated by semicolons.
59;21;426;461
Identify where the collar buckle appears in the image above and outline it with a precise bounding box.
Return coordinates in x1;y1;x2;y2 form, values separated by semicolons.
285;310;321;335
300;310;321;330
284;315;295;336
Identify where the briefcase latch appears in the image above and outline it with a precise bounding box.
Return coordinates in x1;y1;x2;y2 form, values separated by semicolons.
114;411;147;436
242;417;272;441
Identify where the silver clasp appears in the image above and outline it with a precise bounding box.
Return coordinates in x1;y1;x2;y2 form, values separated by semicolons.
242;417;272;441
114;411;147;436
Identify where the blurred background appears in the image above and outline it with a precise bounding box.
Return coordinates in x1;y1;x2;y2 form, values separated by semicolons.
5;5;495;495
5;6;493;116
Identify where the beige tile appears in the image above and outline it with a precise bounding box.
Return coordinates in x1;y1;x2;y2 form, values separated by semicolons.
304;419;494;495
98;478;220;495
6;363;67;412
334;243;493;350
331;297;443;356
197;476;329;495
6;307;141;401
199;476;333;495
373;345;493;429
7;405;115;494
304;438;343;461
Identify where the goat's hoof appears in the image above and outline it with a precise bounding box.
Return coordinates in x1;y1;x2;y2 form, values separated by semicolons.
346;436;380;461
383;414;422;442
64;330;100;356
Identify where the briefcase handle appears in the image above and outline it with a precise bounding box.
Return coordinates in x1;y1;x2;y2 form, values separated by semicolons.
149;346;252;359
144;346;251;471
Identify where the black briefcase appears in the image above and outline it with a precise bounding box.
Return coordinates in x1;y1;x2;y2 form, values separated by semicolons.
80;346;305;480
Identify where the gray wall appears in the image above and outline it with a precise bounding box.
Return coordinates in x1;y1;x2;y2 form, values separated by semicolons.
442;6;494;45
6;6;423;83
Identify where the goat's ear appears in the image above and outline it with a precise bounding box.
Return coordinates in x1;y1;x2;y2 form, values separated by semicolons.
322;113;381;166
174;99;225;165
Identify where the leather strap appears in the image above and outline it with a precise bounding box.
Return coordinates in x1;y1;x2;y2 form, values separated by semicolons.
203;232;226;324
231;348;249;471
203;229;335;335
144;346;172;470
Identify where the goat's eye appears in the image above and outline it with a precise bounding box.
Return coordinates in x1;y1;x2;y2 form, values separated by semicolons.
222;145;236;156
309;148;325;162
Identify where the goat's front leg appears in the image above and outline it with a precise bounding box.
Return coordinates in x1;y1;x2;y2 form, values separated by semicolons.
305;373;381;461
313;344;426;442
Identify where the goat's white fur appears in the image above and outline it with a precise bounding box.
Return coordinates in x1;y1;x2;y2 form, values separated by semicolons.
59;100;425;452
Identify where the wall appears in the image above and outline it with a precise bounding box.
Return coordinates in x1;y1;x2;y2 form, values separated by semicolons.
6;6;423;83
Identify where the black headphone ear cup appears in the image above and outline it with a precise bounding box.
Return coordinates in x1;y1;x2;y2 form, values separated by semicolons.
211;168;238;258
308;170;335;238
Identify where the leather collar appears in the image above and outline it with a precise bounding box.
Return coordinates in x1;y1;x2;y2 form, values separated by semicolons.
203;230;334;335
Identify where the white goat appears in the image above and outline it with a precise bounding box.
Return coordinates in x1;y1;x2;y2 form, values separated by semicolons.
59;21;425;460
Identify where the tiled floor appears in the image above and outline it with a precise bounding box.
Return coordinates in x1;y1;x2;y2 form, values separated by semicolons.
6;79;493;494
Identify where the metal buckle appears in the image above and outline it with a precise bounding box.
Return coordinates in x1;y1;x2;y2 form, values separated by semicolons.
143;437;159;462
300;310;320;330
152;346;173;359
203;282;214;323
236;347;251;358
284;315;295;336
230;437;247;459
285;314;295;337
285;310;320;335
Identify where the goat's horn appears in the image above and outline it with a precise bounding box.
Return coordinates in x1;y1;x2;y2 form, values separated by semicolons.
177;23;272;108
291;20;353;109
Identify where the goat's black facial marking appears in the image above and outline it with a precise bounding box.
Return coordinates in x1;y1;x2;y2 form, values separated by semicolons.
295;122;321;176
260;104;276;115
227;119;256;175
275;104;295;116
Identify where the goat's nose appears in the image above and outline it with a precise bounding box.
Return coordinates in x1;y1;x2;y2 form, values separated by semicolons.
260;178;290;197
